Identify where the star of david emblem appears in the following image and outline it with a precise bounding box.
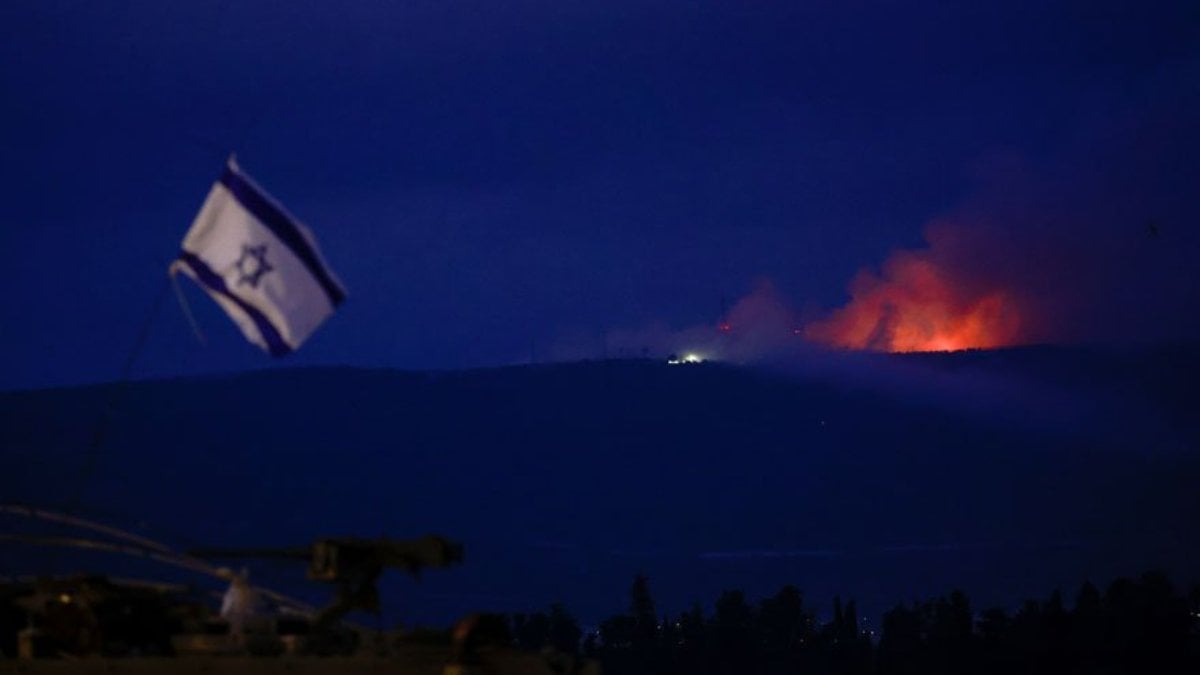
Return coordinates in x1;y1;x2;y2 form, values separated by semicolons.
234;243;273;288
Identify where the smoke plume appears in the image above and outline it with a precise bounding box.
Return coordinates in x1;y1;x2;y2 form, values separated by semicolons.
803;228;1023;352
551;58;1198;362
807;62;1200;352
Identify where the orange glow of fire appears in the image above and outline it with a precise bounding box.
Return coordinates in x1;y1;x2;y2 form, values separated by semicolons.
805;253;1022;353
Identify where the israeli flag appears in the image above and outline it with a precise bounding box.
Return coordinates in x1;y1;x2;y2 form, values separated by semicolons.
170;158;346;356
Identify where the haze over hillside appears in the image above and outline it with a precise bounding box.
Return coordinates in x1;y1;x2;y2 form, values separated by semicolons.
2;344;1198;626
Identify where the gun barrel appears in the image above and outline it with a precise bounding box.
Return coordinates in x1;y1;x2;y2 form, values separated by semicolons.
188;546;311;560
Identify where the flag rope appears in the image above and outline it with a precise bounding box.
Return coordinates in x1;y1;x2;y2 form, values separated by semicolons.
171;270;207;345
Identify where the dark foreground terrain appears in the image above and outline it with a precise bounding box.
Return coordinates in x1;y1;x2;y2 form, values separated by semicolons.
2;344;1198;630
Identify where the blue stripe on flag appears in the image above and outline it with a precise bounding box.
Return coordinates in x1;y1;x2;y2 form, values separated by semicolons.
218;166;346;308
176;251;293;357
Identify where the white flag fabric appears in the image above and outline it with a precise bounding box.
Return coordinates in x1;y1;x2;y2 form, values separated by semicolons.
170;158;346;356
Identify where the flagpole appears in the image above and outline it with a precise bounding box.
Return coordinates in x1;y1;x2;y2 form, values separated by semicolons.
70;275;173;508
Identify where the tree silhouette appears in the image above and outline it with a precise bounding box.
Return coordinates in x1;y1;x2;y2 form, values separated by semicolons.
712;589;755;673
976;606;1013;675
512;610;550;651
756;584;810;671
538;571;1200;675
628;575;657;652
547;603;582;654
878;602;924;675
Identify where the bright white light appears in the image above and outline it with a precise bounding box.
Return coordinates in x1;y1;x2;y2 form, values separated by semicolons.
683;353;703;363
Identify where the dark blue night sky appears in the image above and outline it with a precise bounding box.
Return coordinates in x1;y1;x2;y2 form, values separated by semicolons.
2;1;1198;389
